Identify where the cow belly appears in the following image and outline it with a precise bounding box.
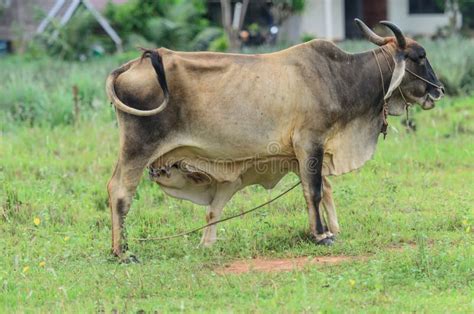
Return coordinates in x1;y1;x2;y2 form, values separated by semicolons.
159;185;215;206
149;157;298;206
240;161;296;189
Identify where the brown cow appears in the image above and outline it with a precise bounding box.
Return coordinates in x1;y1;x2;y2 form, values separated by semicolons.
106;19;443;261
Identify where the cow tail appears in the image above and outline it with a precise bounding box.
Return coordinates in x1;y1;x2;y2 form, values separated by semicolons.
106;49;170;116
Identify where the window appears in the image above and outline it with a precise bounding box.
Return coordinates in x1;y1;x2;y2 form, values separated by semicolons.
409;0;445;14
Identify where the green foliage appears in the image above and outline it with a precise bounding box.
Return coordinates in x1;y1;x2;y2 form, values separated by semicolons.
292;0;306;12
104;0;173;35
208;34;229;52
27;0;215;59
31;7;115;60
105;0;212;51
272;0;306;13
301;33;316;43
247;22;260;34
190;27;224;51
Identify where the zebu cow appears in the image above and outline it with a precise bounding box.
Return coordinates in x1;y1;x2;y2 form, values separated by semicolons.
106;19;444;260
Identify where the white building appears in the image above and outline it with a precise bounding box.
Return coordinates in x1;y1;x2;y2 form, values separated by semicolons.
280;0;459;42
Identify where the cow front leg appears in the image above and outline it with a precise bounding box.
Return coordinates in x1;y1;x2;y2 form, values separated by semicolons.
322;176;340;235
294;143;334;245
107;158;148;262
200;179;241;247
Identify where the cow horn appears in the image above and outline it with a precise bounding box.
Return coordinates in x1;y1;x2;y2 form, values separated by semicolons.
354;18;387;46
380;21;406;49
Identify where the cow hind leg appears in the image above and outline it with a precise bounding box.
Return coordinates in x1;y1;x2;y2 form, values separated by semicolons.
200;179;241;247
108;155;149;262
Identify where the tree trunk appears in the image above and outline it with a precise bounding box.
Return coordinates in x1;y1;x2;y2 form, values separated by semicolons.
220;0;249;52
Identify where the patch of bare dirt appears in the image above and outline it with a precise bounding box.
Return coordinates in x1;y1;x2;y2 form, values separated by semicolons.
215;255;368;275
215;244;421;275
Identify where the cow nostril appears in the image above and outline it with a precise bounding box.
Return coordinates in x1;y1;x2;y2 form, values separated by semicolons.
441;87;445;94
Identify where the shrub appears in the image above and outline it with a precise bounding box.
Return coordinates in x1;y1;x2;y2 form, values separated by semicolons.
105;0;214;51
208;34;230;52
31;7;116;60
27;0;217;60
190;27;224;51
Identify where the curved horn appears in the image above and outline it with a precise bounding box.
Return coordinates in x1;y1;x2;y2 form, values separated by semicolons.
380;21;406;49
354;18;388;46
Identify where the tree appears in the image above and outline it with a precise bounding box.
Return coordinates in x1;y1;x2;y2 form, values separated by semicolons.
220;0;249;52
219;0;305;52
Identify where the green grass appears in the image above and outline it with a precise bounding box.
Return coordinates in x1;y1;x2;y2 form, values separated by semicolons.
1;89;473;312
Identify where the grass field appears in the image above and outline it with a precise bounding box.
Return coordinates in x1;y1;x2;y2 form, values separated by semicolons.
1;54;473;312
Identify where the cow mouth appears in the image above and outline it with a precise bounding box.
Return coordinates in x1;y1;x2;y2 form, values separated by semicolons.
420;88;444;110
421;95;435;110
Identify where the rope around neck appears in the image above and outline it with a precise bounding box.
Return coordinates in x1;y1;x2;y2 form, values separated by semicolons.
379;46;412;131
132;180;301;242
372;49;389;139
374;46;424;136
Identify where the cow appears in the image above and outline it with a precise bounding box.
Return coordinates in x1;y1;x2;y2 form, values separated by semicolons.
106;19;444;261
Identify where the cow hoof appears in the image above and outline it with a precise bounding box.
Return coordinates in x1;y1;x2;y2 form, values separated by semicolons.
316;237;334;246
328;235;336;241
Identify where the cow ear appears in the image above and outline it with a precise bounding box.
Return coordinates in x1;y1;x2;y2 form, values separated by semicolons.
385;52;406;100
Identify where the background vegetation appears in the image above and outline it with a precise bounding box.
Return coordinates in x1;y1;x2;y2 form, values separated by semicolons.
28;0;224;59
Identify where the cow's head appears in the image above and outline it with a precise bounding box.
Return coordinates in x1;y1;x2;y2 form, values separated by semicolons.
355;19;444;115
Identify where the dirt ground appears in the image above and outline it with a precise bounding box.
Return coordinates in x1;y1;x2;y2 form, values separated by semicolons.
215;244;417;274
215;255;368;274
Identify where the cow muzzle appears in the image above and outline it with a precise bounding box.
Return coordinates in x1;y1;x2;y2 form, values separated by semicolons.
422;86;444;110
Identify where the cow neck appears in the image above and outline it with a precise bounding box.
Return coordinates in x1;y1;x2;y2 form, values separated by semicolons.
342;49;393;122
376;46;415;138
